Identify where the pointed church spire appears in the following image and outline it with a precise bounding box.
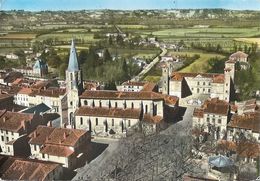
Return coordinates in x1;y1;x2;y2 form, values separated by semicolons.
67;39;79;72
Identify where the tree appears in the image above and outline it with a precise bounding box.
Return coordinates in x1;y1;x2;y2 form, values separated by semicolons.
116;35;124;46
78;50;88;65
103;49;112;62
108;35;113;45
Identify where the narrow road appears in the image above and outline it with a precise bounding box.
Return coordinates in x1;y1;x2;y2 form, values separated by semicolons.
131;48;167;82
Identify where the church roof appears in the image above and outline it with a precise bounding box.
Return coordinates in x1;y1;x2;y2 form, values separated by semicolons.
67;39;79;72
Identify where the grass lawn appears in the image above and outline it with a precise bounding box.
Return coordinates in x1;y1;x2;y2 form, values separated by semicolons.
143;75;161;83
169;50;225;73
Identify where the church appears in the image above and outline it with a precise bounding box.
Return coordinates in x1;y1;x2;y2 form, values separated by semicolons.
65;40;179;138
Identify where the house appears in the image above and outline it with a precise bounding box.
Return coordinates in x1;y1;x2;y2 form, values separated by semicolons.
32;59;48;77
28;126;90;169
6;53;19;60
218;140;260;163
192;98;230;140
12;59;48;77
227;110;260;143
0;155;63;180
162;58;235;102
0;110;50;156
229;51;249;69
117;81;157;92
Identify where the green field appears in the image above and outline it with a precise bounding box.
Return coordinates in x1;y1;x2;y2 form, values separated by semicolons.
169;50;225;73
35;33;96;42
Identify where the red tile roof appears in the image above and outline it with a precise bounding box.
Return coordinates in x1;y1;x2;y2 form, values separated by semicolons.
29;125;87;147
30;88;66;98
18;87;33;95
202;98;229;115
80;90;178;106
40;145;74;157
141;83;157;92
0;93;13;101
230;51;248;59
193;108;204;118
75;106;141;119
0;110;34;132
170;72;225;84
0;156;60;181
228;111;260;133
218;140;260;159
143;114;163;124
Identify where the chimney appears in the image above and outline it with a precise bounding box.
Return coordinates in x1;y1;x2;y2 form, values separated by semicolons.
34;131;37;138
51;90;54;95
3;117;6;123
12;108;14;112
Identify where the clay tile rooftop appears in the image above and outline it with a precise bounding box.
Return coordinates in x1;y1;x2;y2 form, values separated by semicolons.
0;155;60;181
141;82;157;92
199;98;229;115
218;140;260;159
75;106;141;119
29;125;87;147
18;87;33;95
170;72;224;83
230;51;248;59
80;90;179;106
0;110;34;132
31;88;66;98
143;114;163;124
228;111;260;133
193;108;204;118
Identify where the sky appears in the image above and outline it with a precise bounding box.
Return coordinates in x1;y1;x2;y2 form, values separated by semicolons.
2;0;260;11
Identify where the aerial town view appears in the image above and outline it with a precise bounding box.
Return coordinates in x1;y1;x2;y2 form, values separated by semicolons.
0;0;260;180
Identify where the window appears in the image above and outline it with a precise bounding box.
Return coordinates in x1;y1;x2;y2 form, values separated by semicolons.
42;153;45;159
145;105;148;114
208;89;210;93
11;132;14;136
128;120;131;127
203;82;205;85
212;118;215;124
218;119;221;124
207;118;210;122
6;137;9;142
7;147;10;153
1;136;4;141
131;103;134;109
99;101;102;107
96;118;98;126
197;88;199;93
112;119;114;126
115;102;118;108
34;144;37;151
80;117;83;125
84;100;88;106
197;82;200;86
70;101;73;106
